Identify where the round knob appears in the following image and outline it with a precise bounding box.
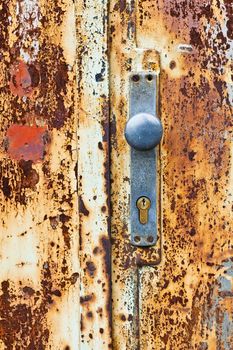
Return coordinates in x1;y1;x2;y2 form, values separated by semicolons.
125;113;163;151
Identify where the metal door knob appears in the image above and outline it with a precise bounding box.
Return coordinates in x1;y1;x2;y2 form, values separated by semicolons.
125;113;163;151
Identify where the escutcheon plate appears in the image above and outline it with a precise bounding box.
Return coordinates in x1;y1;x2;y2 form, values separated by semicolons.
129;72;160;247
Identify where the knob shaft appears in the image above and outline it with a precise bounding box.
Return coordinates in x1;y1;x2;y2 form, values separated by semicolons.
125;113;163;151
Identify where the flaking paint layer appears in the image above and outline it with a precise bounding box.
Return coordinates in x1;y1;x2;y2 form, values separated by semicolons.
0;0;79;349
110;0;233;349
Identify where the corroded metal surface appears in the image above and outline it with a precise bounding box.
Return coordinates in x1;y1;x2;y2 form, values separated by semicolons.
110;0;233;349
0;0;232;349
0;1;79;348
0;0;111;349
77;0;111;349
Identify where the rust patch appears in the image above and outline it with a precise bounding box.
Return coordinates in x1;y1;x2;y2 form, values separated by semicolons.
59;213;72;249
0;0;79;348
86;261;97;278
2;177;11;199
78;196;90;216
5;124;49;162
36;46;71;130
110;0;233;348
0;159;40;204
69;273;79;286
0;259;78;348
80;294;94;304
9;61;40;97
22;286;35;297
86;311;93;318
19;160;39;189
0;275;50;349
224;0;233;40
114;0;127;12
49;216;59;230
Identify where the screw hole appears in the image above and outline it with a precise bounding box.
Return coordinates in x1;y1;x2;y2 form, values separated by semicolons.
146;74;153;81
147;236;154;243
134;236;141;243
132;74;140;82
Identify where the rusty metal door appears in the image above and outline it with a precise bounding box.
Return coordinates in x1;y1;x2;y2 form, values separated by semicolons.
0;1;232;350
110;1;233;350
0;0;111;349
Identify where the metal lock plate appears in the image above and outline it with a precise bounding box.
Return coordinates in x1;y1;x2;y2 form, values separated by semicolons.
128;72;160;247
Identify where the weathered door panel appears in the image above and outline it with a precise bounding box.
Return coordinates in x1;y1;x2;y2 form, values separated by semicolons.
0;0;232;349
0;1;111;349
0;1;79;348
77;0;112;348
110;1;233;349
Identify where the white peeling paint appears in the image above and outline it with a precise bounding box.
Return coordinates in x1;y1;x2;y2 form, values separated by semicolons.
18;0;40;62
61;2;76;66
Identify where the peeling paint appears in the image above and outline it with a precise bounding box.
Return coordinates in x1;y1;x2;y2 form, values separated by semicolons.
0;0;232;348
77;0;111;348
110;0;233;349
0;0;79;349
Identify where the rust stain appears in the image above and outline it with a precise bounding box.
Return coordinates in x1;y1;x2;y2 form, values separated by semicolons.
0;0;79;348
78;196;90;216
77;0;112;348
110;0;233;349
5;124;49;162
9;61;40;97
19;160;40;189
0;263;79;349
0;0;231;348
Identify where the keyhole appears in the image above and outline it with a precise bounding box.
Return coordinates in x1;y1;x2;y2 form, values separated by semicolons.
136;196;151;224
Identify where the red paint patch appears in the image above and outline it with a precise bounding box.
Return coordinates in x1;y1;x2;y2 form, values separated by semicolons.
9;61;40;97
6;124;49;162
